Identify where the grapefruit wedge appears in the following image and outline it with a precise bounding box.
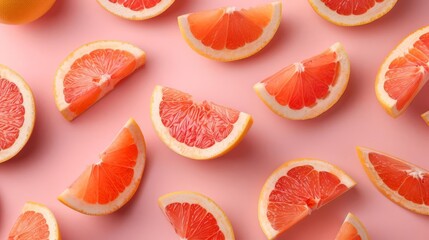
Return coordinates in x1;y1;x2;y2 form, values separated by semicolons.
158;191;235;240
357;147;429;215
309;0;398;26
421;111;429;125
97;0;175;20
150;85;253;160
0;64;35;163
254;42;350;120
178;1;282;62
258;159;356;239
8;202;60;240
335;213;369;240
58;118;146;215
376;26;429;117
54;40;145;121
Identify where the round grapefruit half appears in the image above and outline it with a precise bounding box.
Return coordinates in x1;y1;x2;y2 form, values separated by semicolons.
8;202;60;240
357;146;429;215
258;159;356;239
58;118;146;215
158;191;235;240
376;26;429;118
178;1;282;62
97;0;175;20
54;40;145;121
150;85;253;160
254;42;350;120
308;0;398;26
0;64;35;163
335;212;369;240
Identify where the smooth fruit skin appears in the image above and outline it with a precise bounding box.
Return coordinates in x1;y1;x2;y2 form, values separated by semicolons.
0;0;56;25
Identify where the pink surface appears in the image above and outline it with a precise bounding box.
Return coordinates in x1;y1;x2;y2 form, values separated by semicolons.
0;0;429;239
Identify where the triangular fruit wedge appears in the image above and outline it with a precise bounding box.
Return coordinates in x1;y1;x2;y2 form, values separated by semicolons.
375;26;429;117
58;118;146;215
254;42;350;120
54;40;145;121
178;1;282;62
357;146;429;215
8;202;60;240
150;85;253;160
258;159;356;239
97;0;175;20
158;191;235;240
335;213;369;240
0;64;35;163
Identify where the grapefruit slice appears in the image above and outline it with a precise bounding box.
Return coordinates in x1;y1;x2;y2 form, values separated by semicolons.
97;0;175;20
0;64;35;163
8;202;60;240
254;42;350;120
421;111;429;125
376;26;429;117
258;159;356;239
150;85;253;160
58;118;146;215
357;146;429;215
158;191;235;240
335;213;369;240
54;40;145;121
308;0;398;26
177;1;282;62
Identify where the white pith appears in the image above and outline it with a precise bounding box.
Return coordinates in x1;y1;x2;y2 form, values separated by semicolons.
97;0;175;20
254;42;350;120
309;0;398;26
258;159;356;239
19;202;60;240
58;118;146;215
357;147;429;215
0;65;35;163
177;1;282;62
376;26;429;117
158;191;235;240
54;40;145;121
150;85;252;160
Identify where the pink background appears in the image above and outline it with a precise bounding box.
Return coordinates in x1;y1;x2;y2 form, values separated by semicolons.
1;0;429;239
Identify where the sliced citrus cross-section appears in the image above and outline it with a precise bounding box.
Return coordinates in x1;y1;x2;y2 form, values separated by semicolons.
308;0;398;26
335;213;369;240
357;146;429;215
58;118;146;215
254;42;350;120
258;159;356;239
0;64;35;163
54;40;145;121
8;202;60;240
376;26;429;118
150;85;253;160
97;0;175;20
178;1;282;62
158;191;235;240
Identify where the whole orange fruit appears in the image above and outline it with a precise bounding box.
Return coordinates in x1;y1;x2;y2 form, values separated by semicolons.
0;0;56;24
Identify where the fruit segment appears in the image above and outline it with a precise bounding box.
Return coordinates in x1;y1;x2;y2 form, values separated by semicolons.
97;0;175;20
178;1;282;61
335;213;369;240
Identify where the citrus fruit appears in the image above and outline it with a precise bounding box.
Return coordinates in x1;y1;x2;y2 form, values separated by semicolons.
254;42;350;120
335;213;369;240
0;0;56;25
54;40;145;121
58;118;146;215
150;85;253;160
158;191;235;240
308;0;398;26
0;64;35;163
8;201;60;240
177;1;282;62
421;111;429;125
357;146;429;215
375;26;429;118
97;0;175;20
258;159;356;239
